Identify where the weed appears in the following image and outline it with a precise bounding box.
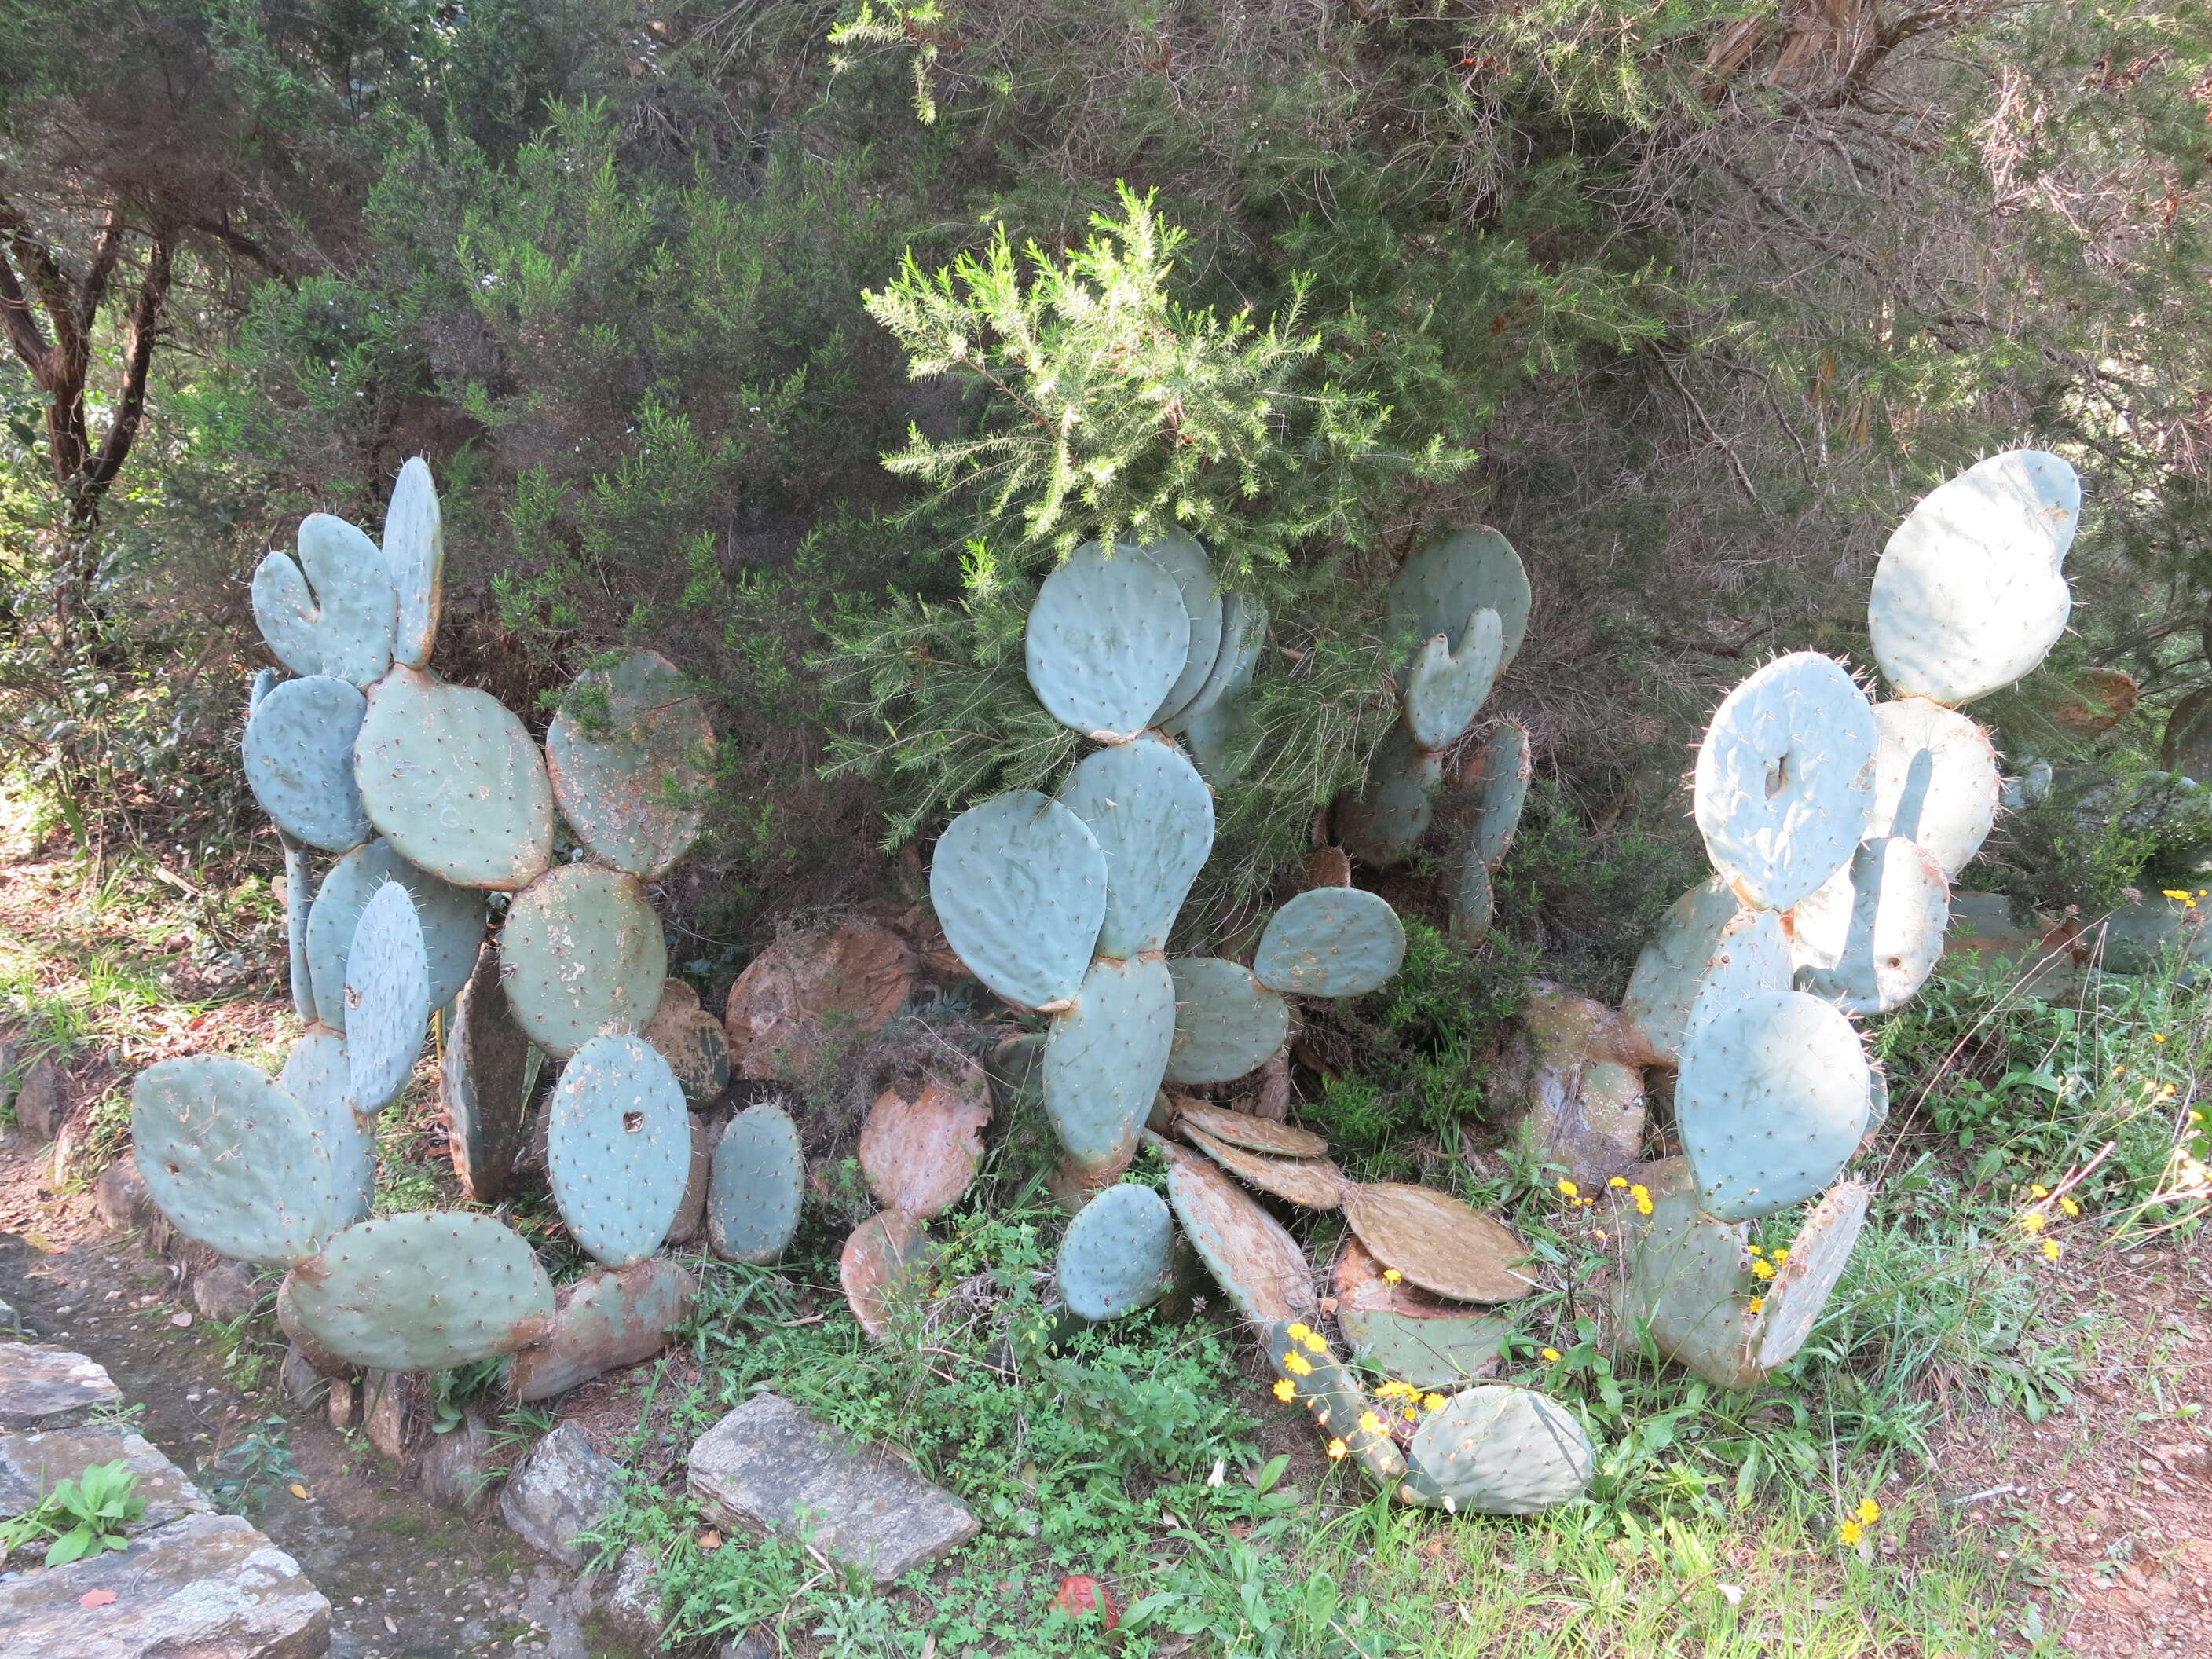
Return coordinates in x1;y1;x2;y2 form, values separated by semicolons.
0;1460;144;1566
202;1418;302;1513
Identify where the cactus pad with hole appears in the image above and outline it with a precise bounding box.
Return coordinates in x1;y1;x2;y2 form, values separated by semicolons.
545;1033;690;1266
1789;836;1950;1016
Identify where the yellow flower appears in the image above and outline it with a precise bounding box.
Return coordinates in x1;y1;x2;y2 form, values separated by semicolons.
1746;1243;1765;1256
1748;1296;1765;1314
1608;1175;1629;1188
1857;1498;1881;1525
2154;1033;2169;1043
1541;1347;1562;1362
1382;1268;1403;1284
1773;1249;1789;1265
2030;1184;2049;1199
1839;1519;1864;1547
1423;1394;1445;1412
2060;1196;2081;1218
1376;1380;1415;1399
1633;1185;1654;1216
1327;1438;1348;1460
1286;1321;1314;1343
2016;1210;2046;1234
2042;1239;2062;1262
2163;889;2191;902
1302;1331;1328;1354
1273;1379;1298;1402
1751;1258;1777;1281
1284;1352;1313;1377
2192;1110;2205;1125
1404;1408;1421;1423
1359;1411;1386;1436
1558;1178;1580;1199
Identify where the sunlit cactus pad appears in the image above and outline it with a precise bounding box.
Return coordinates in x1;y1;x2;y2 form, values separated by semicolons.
306;837;485;1031
381;456;445;670
1340;1183;1533;1305
1389;526;1533;669
1752;1179;1872;1373
1253;887;1407;998
1621;879;1790;1066
1057;735;1214;957
1024;540;1188;738
1789;835;1950;1016
278;1028;373;1229
1401;1386;1595;1514
707;1098;804;1264
284;1210;555;1372
499;863;668;1059
1164;958;1289;1085
243;673;373;853
252;512;394;688
343;881;430;1117
1042;955;1176;1177
1137;528;1225;727
931;790;1107;1009
546;1034;690;1266
547;650;714;879
1160;1137;1319;1324
1866;697;2000;877
1057;1181;1176;1321
132;1055;337;1265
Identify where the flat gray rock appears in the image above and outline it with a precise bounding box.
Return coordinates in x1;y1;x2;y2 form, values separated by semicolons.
0;1508;329;1658
688;1392;977;1588
596;1544;664;1654
0;1429;211;1533
0;1345;121;1430
500;1423;620;1568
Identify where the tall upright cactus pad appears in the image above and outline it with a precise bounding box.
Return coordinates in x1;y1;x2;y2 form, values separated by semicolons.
1866;698;2000;877
344;881;431;1116
546;650;715;879
1253;888;1407;998
284;1210;554;1372
1463;720;1532;870
380;457;444;670
1138;529;1226;727
355;665;555;890
243;675;374;853
1339;730;1443;866
499;863;668;1059
1404;608;1505;751
1042;956;1176;1178
1262;1319;1407;1489
1057;1181;1176;1321
1789;836;1950;1016
1164;958;1289;1085
1692;652;1877;912
1334;1239;1510;1391
706;1099;804;1264
252;514;395;688
306;837;485;1032
1750;1178;1871;1374
1057;735;1214;957
1340;1184;1533;1305
278;1030;374;1229
1159;1137;1319;1323
1675;991;1870;1221
1390;528;1533;670
545;1034;690;1267
1400;1386;1594;1514
443;939;537;1203
1868;450;2078;706
132;1056;338;1265
281;838;314;1022
1166;592;1267;782
1448;848;1493;945
1025;542;1187;738
1621;880;1789;1066
931;791;1108;1009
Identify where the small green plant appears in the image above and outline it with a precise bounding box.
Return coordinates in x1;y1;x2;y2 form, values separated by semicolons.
202;1418;302;1513
0;1460;145;1566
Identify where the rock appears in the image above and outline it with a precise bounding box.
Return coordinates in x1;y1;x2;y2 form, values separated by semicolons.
361;1371;426;1470
1491;992;1646;1186
596;1545;665;1653
722;919;914;1082
716;1635;776;1659
509;1259;697;1403
501;1423;621;1567
189;1259;262;1324
0;1429;211;1534
419;1412;500;1518
688;1392;979;1587
277;1346;328;1411
12;1057;66;1142
0;1299;21;1338
0;1509;330;1657
0;1343;121;1430
92;1159;151;1233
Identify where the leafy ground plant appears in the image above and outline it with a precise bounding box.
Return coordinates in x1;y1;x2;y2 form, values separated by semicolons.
0;1459;143;1566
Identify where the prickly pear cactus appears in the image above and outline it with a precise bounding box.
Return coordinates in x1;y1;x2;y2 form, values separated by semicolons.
243;675;373;853
1163;958;1289;1086
930;791;1107;1009
252;514;395;688
546;650;714;880
498;863;668;1059
1042;956;1176;1181
1159;1137;1318;1324
1056;1181;1176;1321
1026;541;1188;739
1252;887;1406;998
1057;736;1214;958
1404;608;1505;751
1262;1318;1407;1489
382;456;444;670
1139;528;1228;728
1865;698;2000;877
1788;836;1950;1016
132;1056;338;1265
1338;729;1445;867
1166;591;1266;782
1339;1183;1533;1305
706;1098;805;1264
1621;880;1789;1066
544;1034;690;1267
1389;527;1533;671
278;1029;374;1229
343;881;431;1117
305;837;485;1032
442;939;537;1203
284;1210;554;1372
1400;1386;1594;1514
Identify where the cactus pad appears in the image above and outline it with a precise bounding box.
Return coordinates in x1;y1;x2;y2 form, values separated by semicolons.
1404;607;1504;751
545;1034;690;1266
499;863;668;1059
1341;1183;1533;1305
1692;652;1876;912
1448;847;1494;945
355;665;555;890
1173;1101;1329;1157
380;457;444;670
841;1210;936;1342
282;838;314;1022
1057;735;1214;957
1608;1157;1762;1386
546;650;714;878
244;674;374;853
1159;1137;1319;1323
278;1030;374;1229
1339;728;1443;866
642;979;731;1104
251;513;395;688
1334;1239;1510;1390
1057;1181;1176;1321
1138;529;1225;727
707;1099;804;1263
1789;836;1950;1016
1262;1319;1407;1489
1025;541;1187;738
1463;720;1532;870
1621;879;1789;1066
1042;956;1176;1177
132;1056;338;1265
1164;958;1289;1085
1675;990;1870;1221
1390;527;1533;670
1868;450;2078;705
930;790;1108;1009
510;1258;698;1402
284;1210;554;1372
1252;887;1406;998
859;1075;992;1219
1866;698;1999;877
1401;1386;1594;1514
1167;593;1266;782
442;939;537;1203
1183;1124;1346;1210
306;837;485;1032
1752;1178;1871;1372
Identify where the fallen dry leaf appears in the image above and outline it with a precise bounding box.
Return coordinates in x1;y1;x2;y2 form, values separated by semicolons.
288;1483;309;1500
698;1529;723;1551
167;1312;192;1328
79;1590;119;1609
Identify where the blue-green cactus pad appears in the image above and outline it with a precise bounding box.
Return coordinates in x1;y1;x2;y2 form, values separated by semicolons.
1164;957;1288;1085
251;513;395;688
1607;1157;1761;1387
545;1034;690;1267
930;790;1107;1009
244;674;373;853
1138;529;1225;727
1261;1318;1407;1489
279;1029;373;1229
1170;593;1267;783
1466;720;1532;869
1339;728;1443;867
1692;652;1876;912
1789;835;1950;1016
707;1099;804;1263
1401;1386;1595;1514
443;939;537;1203
1448;848;1493;946
1025;542;1188;738
1621;878;1789;1065
354;665;555;891
1056;1181;1175;1320
1057;735;1214;958
546;650;714;879
1042;956;1176;1177
282;839;313;1022
1675;990;1870;1221
1404;607;1503;751
284;1210;555;1372
1253;887;1407;998
1390;527;1533;670
1752;1177;1871;1373
380;457;444;670
497;863;668;1060
306;837;485;1033
132;1056;337;1265
1160;1137;1319;1323
1341;1304;1509;1393
344;881;430;1115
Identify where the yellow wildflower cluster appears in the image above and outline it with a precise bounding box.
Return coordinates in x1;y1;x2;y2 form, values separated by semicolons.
1838;1496;1881;1547
2160;888;2203;910
1284;1321;1328;1356
1382;1268;1403;1284
1748;1296;1765;1315
1327;1438;1347;1459
1557;1178;1595;1208
1603;1174;1654;1214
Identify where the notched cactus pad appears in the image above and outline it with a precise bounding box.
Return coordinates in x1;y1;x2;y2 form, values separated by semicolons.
1057;735;1214;958
285;1210;554;1372
1675;991;1870;1221
546;1034;690;1266
1404;607;1504;751
381;456;444;669
1160;1137;1319;1324
1390;527;1533;670
842;1209;936;1342
1342;1183;1533;1305
859;1073;992;1219
500;863;668;1059
1869;449;2078;705
1692;652;1876;912
443;939;537;1203
547;650;714;878
1339;728;1443;867
1183;1124;1346;1210
1165;958;1289;1085
642;978;731;1104
252;513;395;687
1139;529;1226;727
1866;698;2000;877
306;837;485;1032
345;881;430;1116
931;790;1107;1009
510;1258;698;1403
1042;956;1176;1177
1401;1386;1595;1514
707;1099;804;1263
1789;836;1950;1016
133;1056;337;1265
355;665;555;890
1621;879;1789;1066
1057;1181;1175;1321
244;674;373;853
279;1029;373;1229
1025;541;1187;738
1253;887;1407;998
1463;720;1533;870
1334;1238;1510;1391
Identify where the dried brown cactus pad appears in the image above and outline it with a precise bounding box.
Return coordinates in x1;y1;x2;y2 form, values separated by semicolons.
1174;1100;1328;1159
1341;1182;1535;1305
859;1071;992;1219
840;1209;936;1342
1182;1124;1348;1210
